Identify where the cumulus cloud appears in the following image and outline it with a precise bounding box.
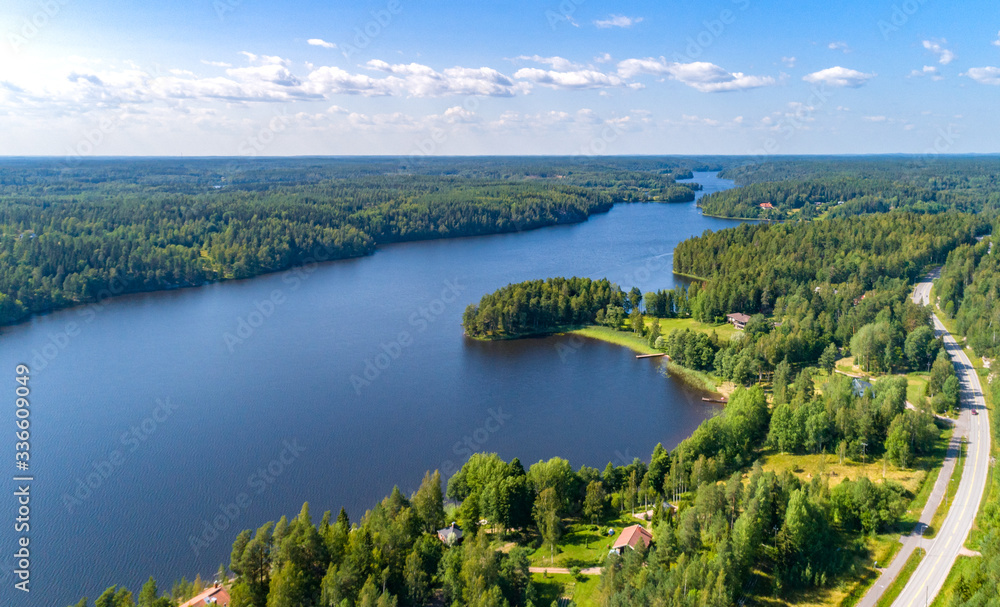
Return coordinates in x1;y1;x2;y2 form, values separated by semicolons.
201;60;233;68
513;67;630;89
594;15;643;28
964;66;1000;85
993;31;1000;47
922;39;955;65
909;65;942;80
511;55;582;71
365;60;525;97
828;41;850;53
781;56;797;68
617;58;775;92
802;66;875;88
307;38;336;49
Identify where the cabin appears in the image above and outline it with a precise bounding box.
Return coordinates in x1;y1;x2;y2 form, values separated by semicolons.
852;378;874;398
610;524;653;555
759;202;775;210
726;313;751;330
437;522;463;545
178;585;230;607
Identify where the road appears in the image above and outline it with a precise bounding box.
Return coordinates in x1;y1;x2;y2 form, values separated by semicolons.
889;270;991;607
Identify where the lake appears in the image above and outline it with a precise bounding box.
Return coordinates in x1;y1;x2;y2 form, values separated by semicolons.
0;171;742;606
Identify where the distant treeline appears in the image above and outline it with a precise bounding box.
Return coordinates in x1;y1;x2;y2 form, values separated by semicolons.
0;158;707;327
704;157;1000;219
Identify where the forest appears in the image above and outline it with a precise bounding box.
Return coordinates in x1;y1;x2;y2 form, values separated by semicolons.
0;157;703;327
700;157;1000;219
69;371;945;607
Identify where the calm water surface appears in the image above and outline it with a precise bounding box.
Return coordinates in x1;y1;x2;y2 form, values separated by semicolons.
0;172;741;606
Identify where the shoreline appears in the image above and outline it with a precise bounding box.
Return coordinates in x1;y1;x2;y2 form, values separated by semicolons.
567;325;727;397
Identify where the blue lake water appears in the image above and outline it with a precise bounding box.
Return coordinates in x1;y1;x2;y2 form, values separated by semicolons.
0;171;741;606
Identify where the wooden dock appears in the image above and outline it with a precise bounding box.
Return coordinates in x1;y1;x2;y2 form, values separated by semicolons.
635;353;668;359
701;397;728;404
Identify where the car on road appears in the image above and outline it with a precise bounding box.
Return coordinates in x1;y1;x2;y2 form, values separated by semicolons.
972;409;979;415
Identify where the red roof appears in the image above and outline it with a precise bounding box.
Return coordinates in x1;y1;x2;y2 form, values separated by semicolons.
759;202;775;209
612;524;653;551
178;586;231;607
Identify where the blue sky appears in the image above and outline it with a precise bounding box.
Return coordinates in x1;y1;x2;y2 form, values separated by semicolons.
0;0;997;155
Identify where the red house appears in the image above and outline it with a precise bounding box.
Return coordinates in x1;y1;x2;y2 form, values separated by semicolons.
610;524;653;555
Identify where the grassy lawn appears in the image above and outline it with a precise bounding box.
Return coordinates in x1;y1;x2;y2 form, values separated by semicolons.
570;324;724;392
925;437;966;539
759;451;928;494
876;548;926;607
531;572;600;607
906;372;931;409
527;512;648;569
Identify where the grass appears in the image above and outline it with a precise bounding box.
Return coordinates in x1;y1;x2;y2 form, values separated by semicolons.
906;372;931;409
531;572;600;607
759;451;928;494
527;511;646;569
570;323;724;393
930;556;978;607
925;434;967;539
875;548;926;607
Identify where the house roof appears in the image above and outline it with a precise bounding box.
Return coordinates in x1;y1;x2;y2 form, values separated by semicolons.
178;586;231;607
759;202;775;209
437;522;463;543
612;524;653;551
727;313;751;323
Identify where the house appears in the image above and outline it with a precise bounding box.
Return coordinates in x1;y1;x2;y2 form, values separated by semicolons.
852;378;874;398
178;585;230;607
759;202;775;210
610;524;653;555
437;522;463;545
726;313;751;330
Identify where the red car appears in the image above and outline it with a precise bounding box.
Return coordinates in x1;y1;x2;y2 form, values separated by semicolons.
972;409;979;415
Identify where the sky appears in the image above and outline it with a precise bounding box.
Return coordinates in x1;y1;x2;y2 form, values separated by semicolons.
0;0;997;156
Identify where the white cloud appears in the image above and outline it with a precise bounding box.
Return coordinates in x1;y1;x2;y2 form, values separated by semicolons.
781;56;797;68
594;53;613;64
922;39;955;65
307;38;336;49
828;41;850;53
514;67;630;90
909;65;943;80
594;15;643;29
511;55;582;71
802;66;875;88
364;60;525;97
201;60;233;68
863;115;887;122
993;31;1000;47
618;58;775;92
964;66;1000;85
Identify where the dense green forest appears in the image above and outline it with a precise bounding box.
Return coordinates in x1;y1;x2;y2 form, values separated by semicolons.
932;223;1000;607
702;157;1000;219
465;213;978;392
0;157;706;327
70;372;944;607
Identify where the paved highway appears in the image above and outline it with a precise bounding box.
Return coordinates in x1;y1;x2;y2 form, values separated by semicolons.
891;270;992;607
